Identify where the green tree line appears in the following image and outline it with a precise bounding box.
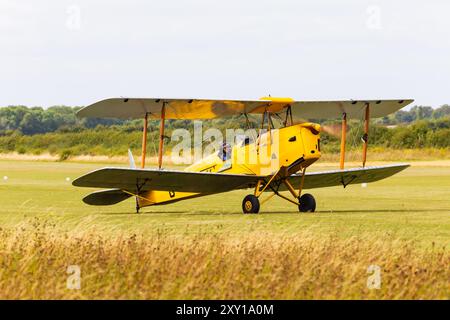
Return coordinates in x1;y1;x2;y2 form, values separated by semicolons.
1;104;449;135
0;105;449;158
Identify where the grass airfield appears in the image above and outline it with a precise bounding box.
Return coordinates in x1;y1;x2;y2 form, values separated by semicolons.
1;160;449;243
0;159;449;299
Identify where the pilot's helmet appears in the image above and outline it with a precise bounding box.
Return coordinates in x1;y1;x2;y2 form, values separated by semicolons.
222;142;231;152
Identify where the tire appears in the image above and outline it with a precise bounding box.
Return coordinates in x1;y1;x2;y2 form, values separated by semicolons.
242;194;260;214
298;193;316;212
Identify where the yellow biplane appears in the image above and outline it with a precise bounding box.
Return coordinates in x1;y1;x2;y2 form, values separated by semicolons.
73;97;413;213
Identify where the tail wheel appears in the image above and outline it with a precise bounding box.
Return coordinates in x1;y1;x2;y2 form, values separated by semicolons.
135;197;140;214
242;194;260;214
298;193;316;213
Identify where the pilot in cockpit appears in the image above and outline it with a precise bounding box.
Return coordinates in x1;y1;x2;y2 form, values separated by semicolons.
218;142;232;161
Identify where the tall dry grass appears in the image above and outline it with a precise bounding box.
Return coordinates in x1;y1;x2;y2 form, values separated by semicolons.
0;219;448;299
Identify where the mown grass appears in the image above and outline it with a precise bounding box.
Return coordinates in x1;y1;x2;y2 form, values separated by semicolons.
0;160;449;299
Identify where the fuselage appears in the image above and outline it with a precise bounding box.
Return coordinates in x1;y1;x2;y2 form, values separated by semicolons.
137;122;321;207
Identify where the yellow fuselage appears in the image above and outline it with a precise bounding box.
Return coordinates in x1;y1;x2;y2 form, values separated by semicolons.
138;123;321;207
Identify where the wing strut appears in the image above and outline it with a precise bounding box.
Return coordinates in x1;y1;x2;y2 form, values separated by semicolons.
362;103;370;167
252;166;308;207
141;113;148;168
339;112;347;170
158;102;166;169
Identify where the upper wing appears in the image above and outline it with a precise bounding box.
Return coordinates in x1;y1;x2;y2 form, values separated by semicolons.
281;164;409;191
76;97;413;120
290;100;414;120
72;167;262;193
76;98;263;120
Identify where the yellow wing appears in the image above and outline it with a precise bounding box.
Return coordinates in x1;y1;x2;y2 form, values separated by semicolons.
73;165;409;205
76;97;414;120
72;167;262;193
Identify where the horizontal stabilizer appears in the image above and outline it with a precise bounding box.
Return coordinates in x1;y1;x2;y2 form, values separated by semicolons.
82;188;132;206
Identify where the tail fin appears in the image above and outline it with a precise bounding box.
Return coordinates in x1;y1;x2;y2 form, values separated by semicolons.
127;149;141;212
128;149;136;168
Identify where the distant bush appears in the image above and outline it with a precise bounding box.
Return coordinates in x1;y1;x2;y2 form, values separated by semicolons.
59;149;72;161
426;128;450;148
390;127;418;148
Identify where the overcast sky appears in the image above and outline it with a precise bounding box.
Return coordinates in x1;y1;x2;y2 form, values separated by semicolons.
1;0;449;108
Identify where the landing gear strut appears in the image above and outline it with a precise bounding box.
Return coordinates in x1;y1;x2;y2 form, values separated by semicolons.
241;167;317;214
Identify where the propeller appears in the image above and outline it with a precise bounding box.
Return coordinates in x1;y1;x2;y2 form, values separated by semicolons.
290;117;343;138
321;123;343;138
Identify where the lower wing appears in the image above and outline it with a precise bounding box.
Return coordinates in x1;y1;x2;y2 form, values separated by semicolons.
73;164;409;205
73;168;261;193
283;163;409;190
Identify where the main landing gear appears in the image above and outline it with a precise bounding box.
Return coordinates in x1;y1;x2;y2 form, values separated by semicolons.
241;193;316;214
241;167;316;214
242;194;260;214
298;193;316;212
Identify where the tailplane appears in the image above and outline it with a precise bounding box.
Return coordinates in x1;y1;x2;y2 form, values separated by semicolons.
82;188;132;205
81;149;138;206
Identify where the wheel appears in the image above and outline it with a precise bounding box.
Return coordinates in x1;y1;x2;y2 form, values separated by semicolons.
242;194;260;214
298;193;316;212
